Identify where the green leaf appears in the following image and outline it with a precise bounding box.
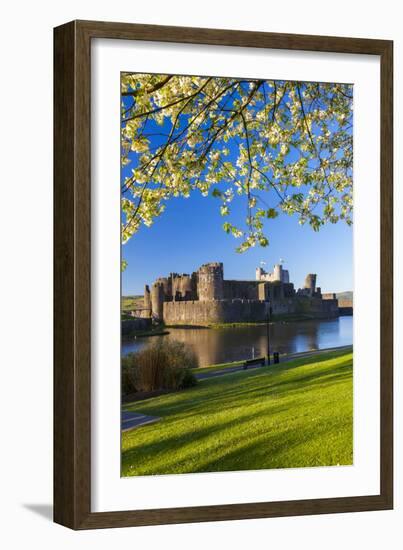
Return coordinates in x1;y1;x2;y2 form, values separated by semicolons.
267;208;278;219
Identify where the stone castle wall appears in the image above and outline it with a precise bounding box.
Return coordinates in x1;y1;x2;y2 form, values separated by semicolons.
271;299;296;315
222;280;295;301
292;296;338;316
338;298;353;308
162;296;338;325
223;280;259;301
163;299;271;325
319;298;339;315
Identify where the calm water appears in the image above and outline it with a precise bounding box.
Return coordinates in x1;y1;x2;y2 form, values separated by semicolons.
122;317;353;367
122;316;353;367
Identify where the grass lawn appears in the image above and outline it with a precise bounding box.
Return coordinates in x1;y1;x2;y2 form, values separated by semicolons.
191;345;352;375
121;295;143;312
122;350;353;476
190;359;244;374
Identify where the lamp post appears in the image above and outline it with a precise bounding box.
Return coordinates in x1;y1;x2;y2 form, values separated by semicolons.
266;304;272;365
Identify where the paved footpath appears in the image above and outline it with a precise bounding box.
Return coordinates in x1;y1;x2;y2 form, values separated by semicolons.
121;411;161;431
195;345;352;381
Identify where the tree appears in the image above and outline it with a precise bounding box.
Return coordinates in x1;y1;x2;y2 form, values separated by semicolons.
121;73;353;254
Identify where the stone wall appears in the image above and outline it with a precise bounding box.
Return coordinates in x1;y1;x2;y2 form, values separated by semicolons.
163;299;271;325
222;280;295;301
223;280;259;300
338;298;353;308
132;308;152;319
322;292;337;300
271;299;297;315
295;296;339;317
318;298;339;316
129;294;339;328
162;295;339;325
270;297;339;318
338;297;353;316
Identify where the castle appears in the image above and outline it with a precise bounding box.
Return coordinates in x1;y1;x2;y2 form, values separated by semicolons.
137;262;339;326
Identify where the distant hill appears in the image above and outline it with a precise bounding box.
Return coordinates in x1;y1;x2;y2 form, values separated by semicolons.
122;295;143;312
336;291;353;302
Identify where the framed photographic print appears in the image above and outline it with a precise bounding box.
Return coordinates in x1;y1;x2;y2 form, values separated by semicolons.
54;20;393;529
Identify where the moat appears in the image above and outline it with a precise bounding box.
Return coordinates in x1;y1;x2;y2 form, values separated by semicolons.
122;316;353;367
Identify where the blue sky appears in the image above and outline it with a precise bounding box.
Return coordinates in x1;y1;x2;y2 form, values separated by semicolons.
122;189;352;295
121;77;353;296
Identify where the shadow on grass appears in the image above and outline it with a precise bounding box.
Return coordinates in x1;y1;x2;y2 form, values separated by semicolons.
122;393;353;475
193;418;353;473
125;356;352;420
122;401;293;472
121;352;353;476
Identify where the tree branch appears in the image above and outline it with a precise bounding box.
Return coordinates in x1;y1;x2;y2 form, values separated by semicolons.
121;74;173;97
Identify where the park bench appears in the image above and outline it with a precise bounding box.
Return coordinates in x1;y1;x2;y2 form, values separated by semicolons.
243;357;266;369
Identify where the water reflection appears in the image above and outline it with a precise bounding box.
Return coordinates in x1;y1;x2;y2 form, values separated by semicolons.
122;316;353;367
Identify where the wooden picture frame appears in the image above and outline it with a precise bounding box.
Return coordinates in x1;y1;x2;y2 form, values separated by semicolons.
54;20;393;529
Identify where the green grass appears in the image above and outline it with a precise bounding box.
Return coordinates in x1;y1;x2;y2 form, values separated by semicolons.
190;345;351;374
122;350;353;476
208;321;268;329
207;318;299;328
190;359;245;374
121;295;143;312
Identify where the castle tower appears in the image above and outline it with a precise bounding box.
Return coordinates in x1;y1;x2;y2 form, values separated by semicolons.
180;274;193;301
143;284;151;317
197;262;224;301
158;277;171;299
256;267;263;281
151;282;165;321
171;274;181;301
304;273;317;295
272;264;282;282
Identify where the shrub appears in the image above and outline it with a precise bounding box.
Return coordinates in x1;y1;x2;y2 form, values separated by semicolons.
178;368;198;389
122;354;139;395
121;339;199;394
